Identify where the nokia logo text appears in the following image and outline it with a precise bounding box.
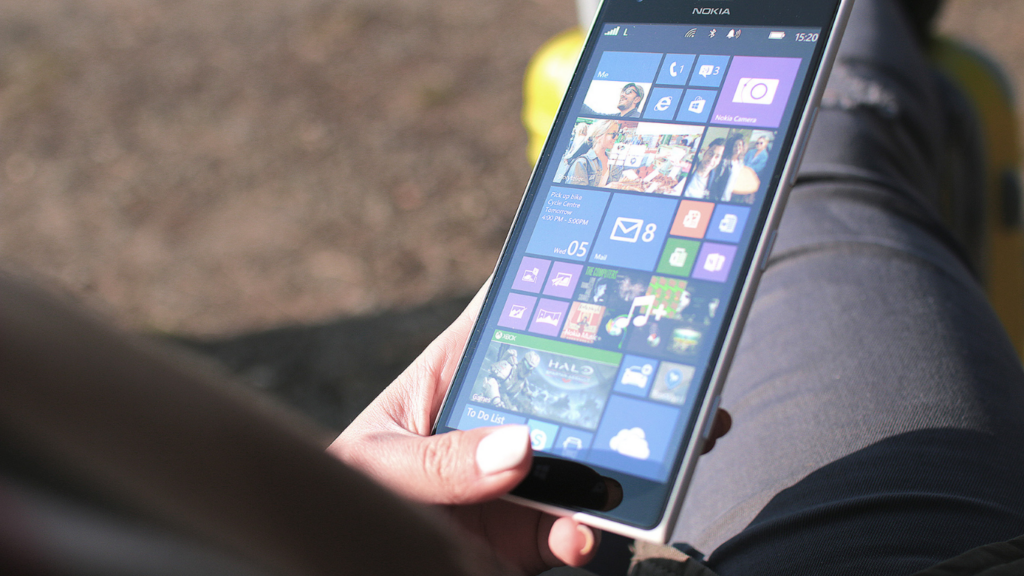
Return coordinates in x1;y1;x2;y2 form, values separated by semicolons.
693;7;730;15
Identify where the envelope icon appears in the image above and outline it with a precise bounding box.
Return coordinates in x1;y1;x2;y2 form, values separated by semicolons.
610;217;643;243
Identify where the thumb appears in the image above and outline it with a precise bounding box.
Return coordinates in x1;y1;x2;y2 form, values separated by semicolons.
335;425;534;505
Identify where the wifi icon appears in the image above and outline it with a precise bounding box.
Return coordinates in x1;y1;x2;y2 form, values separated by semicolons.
684;28;697;38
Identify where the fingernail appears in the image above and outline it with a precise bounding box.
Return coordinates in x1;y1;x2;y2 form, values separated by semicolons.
577;525;595;556
476;425;530;475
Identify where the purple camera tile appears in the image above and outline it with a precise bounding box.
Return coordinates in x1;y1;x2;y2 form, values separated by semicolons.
497;293;536;331
543;262;584;299
711;56;801;128
512;257;551;293
691;243;738;283
528;298;570;337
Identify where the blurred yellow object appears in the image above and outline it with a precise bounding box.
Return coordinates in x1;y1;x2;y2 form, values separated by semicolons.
931;38;1024;356
523;27;585;164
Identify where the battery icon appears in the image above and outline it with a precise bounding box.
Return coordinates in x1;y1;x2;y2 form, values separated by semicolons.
769;31;786;40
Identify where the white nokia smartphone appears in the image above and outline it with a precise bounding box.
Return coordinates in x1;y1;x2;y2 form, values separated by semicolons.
434;0;854;543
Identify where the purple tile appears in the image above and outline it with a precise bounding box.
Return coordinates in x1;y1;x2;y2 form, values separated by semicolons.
528;298;570;337
543;261;584;299
711;56;801;129
691;243;737;282
512;257;551;293
497;293;537;331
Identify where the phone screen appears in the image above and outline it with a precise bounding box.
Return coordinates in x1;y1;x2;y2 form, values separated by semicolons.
436;2;840;530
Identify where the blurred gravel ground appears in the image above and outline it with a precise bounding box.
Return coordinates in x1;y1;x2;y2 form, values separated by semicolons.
1;0;1022;429
0;0;571;336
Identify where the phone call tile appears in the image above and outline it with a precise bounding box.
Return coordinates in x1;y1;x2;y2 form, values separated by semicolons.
655;54;696;86
587;395;681;481
613;355;661;398
692;242;737;282
528;298;570;337
554;428;594;460
675;89;718;124
688;55;731;88
657;238;700;277
705;205;750;243
497;293;536;331
670;200;715;238
589;193;677;271
512;257;551;293
642;88;683;121
543;261;584;299
458;404;527;431
527;419;561;452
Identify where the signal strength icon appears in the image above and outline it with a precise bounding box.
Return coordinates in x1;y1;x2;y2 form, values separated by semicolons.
605;26;621;36
685;28;697;38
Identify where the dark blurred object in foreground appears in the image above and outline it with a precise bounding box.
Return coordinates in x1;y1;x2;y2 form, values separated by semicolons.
172;296;472;432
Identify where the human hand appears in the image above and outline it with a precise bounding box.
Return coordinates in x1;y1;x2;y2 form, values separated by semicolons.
329;282;730;575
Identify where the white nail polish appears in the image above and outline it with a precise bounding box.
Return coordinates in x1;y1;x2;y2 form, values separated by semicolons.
476;425;530;475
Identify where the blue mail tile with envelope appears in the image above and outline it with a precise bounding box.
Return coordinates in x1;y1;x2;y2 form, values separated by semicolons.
590;193;677;271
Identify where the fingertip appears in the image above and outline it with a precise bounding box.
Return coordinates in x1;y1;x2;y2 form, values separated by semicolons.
718;408;733;434
576;524;597;557
547;517;601;567
701;408;733;455
476;425;531;476
710;408;732;441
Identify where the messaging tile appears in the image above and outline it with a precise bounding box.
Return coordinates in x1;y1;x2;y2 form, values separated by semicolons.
689;54;730;88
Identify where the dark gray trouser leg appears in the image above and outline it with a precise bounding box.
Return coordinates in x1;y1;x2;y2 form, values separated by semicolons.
670;1;1024;574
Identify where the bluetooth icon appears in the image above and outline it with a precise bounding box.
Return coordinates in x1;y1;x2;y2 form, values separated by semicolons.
709;28;717;38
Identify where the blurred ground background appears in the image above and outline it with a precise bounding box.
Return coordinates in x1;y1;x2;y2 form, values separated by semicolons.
1;0;1022;430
